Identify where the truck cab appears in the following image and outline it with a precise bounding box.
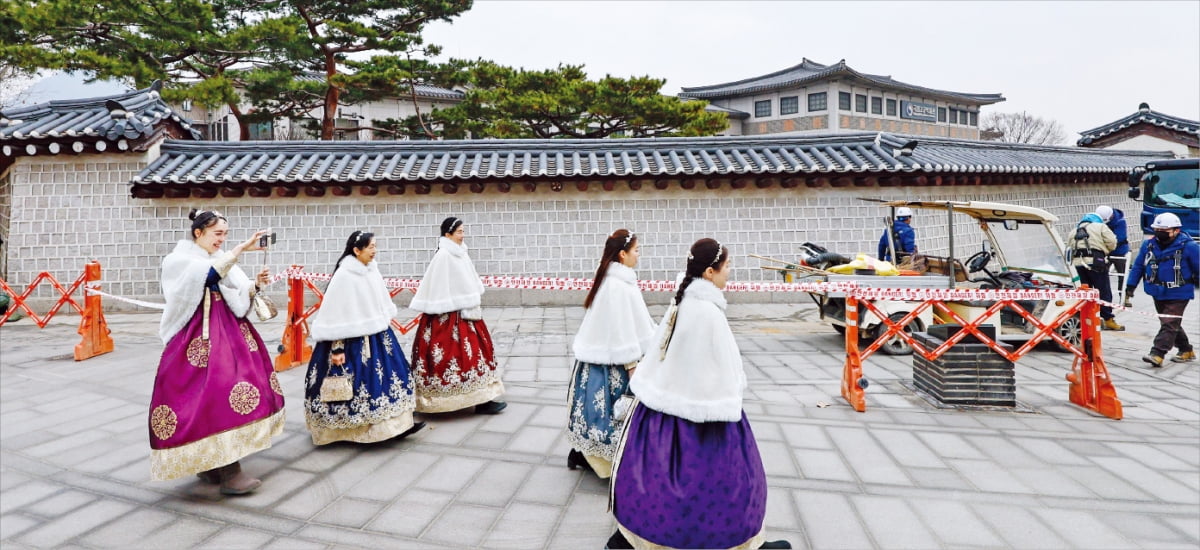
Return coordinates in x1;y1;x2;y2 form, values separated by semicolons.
1128;158;1200;240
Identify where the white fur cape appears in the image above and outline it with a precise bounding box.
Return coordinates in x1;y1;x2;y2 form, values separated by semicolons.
628;279;746;423
409;237;485;314
159;240;254;344
308;258;398;342
572;263;655;365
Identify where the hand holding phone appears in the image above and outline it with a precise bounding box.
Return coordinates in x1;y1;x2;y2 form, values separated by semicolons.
258;231;277;249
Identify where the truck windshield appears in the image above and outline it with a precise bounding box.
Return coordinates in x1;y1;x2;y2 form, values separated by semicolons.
1147;169;1200;208
985;220;1070;276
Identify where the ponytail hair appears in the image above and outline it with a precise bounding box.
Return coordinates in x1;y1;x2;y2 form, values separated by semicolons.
583;229;637;309
187;208;226;240
333;230;374;273
672;238;728;305
661;238;728;359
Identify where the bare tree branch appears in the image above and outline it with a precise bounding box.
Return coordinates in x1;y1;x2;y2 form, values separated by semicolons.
980;111;1067;145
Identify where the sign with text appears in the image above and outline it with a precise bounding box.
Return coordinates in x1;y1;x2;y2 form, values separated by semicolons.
901;101;938;122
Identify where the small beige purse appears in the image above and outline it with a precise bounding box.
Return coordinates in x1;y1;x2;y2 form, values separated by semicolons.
319;363;354;402
252;292;278;321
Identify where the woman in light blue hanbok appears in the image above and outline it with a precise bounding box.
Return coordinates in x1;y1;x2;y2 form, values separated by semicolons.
565;229;655;478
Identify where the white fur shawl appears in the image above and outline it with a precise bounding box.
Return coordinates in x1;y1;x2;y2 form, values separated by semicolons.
572;263;655;365
308;258;398;342
159;240;254;344
628;279;746;423
409;237;485;314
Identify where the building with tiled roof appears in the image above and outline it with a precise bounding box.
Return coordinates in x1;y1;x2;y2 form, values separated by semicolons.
681;59;1004;140
1077;103;1198;158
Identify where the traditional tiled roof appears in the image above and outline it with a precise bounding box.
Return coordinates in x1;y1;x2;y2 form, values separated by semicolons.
703;103;750;120
679;58;1005;106
131;132;1164;186
1077;103;1199;146
0;81;201;147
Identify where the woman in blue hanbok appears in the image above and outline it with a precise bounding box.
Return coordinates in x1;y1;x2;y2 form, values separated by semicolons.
566;229;655;478
304;231;423;445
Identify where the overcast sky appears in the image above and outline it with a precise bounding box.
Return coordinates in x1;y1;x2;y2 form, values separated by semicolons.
23;0;1199;144
423;0;1200;141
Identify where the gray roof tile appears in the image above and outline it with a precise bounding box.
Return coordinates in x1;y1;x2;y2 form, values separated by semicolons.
0;81;202;144
1077;104;1199;146
680;58;1004;105
132;132;1166;186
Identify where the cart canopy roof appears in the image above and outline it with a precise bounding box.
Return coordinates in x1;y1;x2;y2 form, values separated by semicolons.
872;200;1058;223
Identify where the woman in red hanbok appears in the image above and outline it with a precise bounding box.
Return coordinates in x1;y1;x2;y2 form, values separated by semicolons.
409;217;506;414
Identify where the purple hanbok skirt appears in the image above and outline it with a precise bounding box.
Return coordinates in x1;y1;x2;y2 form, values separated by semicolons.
612;403;767;549
148;291;285;480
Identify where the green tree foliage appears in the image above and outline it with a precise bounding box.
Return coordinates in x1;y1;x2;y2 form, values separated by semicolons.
379;61;728;140
1;0;471;139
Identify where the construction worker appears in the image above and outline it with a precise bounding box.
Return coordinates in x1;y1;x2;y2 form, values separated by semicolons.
1126;213;1199;367
1070;212;1124;330
1095;205;1134;307
877;207;917;263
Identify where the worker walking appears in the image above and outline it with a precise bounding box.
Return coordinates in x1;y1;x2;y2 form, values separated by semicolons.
877;207;917;263
1126;213;1199;367
1096;205;1134;307
1070;212;1124;331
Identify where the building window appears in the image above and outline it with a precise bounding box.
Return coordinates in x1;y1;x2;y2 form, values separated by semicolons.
855;94;867;113
871;97;883;115
969;111;978;126
886;99;897;116
807;92;827;112
781;96;799;115
949;109;958;124
839;92;851;110
754;100;771;118
937;107;947;122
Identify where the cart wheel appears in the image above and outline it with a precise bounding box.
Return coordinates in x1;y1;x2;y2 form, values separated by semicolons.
1053;314;1082;352
877;314;923;356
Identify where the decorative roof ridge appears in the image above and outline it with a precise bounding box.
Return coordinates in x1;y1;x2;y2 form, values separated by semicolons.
1078;106;1200;139
0;83;156;119
679;58;834;93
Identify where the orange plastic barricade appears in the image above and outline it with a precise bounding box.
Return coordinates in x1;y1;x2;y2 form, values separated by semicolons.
0;260;114;361
273;265;420;372
841;285;1122;420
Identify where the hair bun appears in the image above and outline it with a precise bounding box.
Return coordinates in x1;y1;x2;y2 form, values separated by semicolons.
188;208;199;221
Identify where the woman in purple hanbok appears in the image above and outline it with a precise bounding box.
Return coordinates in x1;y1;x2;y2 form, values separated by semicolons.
608;239;790;550
148;209;285;495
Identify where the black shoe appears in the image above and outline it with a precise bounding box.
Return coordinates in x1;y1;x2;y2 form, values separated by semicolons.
604;529;633;550
474;400;507;415
567;449;594;473
760;540;793;549
396;421;426;439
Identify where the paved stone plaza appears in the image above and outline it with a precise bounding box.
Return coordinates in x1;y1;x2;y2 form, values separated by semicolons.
1;293;1197;549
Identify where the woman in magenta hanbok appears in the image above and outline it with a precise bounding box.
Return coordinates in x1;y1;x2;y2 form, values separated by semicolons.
148;209;285;495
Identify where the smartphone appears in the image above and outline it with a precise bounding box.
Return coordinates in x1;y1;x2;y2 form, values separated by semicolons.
259;232;277;248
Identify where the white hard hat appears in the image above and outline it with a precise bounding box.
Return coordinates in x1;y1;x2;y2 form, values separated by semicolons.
896;207;913;218
1095;205;1113;222
1151;212;1182;229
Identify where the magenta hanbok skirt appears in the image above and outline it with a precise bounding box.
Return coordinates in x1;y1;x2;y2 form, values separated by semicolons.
148;291;285;480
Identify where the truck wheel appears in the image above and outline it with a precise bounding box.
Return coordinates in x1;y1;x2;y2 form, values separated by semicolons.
877;314;923;356
1053;315;1082;352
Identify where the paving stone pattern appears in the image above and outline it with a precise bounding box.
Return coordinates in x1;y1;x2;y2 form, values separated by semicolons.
1;293;1197;549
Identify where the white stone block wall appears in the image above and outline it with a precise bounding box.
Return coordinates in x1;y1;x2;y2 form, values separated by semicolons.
2;154;1142;311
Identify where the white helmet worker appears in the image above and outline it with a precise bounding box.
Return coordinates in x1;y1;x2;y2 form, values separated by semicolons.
1095;205;1114;222
1151;212;1182;229
896;207;913;218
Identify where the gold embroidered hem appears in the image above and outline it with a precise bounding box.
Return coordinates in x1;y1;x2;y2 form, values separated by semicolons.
616;523;764;550
415;379;504;413
584;455;613;479
309;411;415;446
150;410;285;481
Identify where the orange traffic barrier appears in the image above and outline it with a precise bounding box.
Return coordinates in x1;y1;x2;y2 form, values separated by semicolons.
841;285;1122;420
0;260;114;361
273;265;419;372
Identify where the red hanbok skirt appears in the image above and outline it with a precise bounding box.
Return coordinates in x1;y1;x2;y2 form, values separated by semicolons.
409;311;503;412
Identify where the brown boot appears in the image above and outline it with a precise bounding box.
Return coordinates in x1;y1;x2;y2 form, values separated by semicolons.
1101;318;1125;331
218;462;261;496
1172;350;1197;363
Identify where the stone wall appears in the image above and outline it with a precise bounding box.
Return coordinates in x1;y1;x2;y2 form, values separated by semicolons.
2;152;1142;310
